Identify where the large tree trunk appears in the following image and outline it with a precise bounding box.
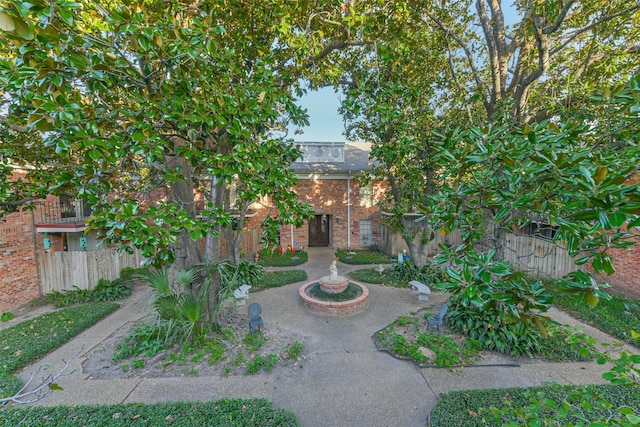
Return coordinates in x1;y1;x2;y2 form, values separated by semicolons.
166;154;205;271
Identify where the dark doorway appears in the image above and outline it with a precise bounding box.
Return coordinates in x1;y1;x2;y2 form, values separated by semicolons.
308;214;330;246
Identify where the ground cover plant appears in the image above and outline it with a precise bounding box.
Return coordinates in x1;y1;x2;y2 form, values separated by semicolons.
257;270;307;291
257;250;308;267
107;315;305;378
550;283;640;347
0;398;300;426
45;278;131;307
347;259;446;289
374;313;481;367
375;311;593;368
0;302;120;397
430;383;640;427
334;249;392;265
347;268;393;285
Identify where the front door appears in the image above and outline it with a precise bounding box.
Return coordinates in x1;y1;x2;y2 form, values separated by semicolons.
308;214;330;246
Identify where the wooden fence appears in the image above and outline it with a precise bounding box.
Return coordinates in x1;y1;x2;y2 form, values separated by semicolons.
38;229;262;295
503;233;583;280
39;248;144;295
382;227;582;280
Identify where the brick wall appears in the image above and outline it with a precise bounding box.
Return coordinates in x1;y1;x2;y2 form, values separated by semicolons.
592;173;640;299
279;177;384;250
0;208;40;312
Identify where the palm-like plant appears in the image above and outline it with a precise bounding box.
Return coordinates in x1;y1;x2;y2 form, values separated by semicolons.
140;261;260;343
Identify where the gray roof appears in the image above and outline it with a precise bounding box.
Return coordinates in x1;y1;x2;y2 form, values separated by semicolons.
291;141;375;174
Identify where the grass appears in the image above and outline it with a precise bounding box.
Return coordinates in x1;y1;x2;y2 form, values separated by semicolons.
257;251;308;267
251;270;307;292
0;399;300;426
347;268;394;285
550;286;640;347
0;302;120;396
334;249;392;264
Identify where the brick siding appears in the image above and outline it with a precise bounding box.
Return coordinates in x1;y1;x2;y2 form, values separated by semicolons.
0;208;40;312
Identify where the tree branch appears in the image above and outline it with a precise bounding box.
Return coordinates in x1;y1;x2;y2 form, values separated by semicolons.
0;115;28;133
1;347;83;407
551;4;640;56
419;11;491;112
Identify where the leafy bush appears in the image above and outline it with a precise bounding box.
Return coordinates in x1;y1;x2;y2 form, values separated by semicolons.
92;278;132;302
45;279;131;307
435;249;557;356
223;260;265;288
0;399;300;426
390;259;446;287
113;322;175;361
334;249;391;264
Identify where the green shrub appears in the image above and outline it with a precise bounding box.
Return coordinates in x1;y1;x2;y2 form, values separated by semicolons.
113;322;175;361
92;278;132;302
45;279;131;307
0;399;300;426
389;259;446;287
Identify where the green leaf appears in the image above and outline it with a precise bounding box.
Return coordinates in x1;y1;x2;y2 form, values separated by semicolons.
0;12;15;31
593;167;607;184
608;212;626;227
584;290;599;308
598;210;611;230
12;16;34;40
49;383;64;391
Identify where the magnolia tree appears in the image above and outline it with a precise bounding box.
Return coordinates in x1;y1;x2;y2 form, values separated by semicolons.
0;0;400;322
336;0;640;353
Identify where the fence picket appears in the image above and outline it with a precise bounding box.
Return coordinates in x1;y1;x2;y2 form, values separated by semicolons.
39;248;143;295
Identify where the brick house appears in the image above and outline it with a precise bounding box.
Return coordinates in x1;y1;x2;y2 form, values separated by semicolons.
1;169;103;312
278;141;385;251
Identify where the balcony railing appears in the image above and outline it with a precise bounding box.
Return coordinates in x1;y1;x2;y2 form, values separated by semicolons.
36;198;92;225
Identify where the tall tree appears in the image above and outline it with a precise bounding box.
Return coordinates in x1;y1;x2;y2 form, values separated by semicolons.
0;0;382;320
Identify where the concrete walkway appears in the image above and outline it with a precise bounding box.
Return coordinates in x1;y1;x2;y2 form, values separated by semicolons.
16;247;639;427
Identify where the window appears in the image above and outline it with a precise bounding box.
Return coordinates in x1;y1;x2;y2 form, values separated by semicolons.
359;182;374;207
521;221;559;240
360;220;373;246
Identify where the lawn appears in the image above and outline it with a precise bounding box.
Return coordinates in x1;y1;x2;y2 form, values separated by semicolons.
0;302;120;396
257;250;308;267
1;399;299;426
334;249;393;264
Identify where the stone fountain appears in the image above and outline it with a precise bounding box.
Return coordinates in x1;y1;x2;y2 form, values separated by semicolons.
299;260;369;315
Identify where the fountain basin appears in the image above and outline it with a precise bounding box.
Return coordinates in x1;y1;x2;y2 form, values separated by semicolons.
299;280;369;316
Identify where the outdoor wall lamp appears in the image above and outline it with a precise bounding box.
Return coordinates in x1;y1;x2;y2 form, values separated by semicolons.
336;217;340;224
